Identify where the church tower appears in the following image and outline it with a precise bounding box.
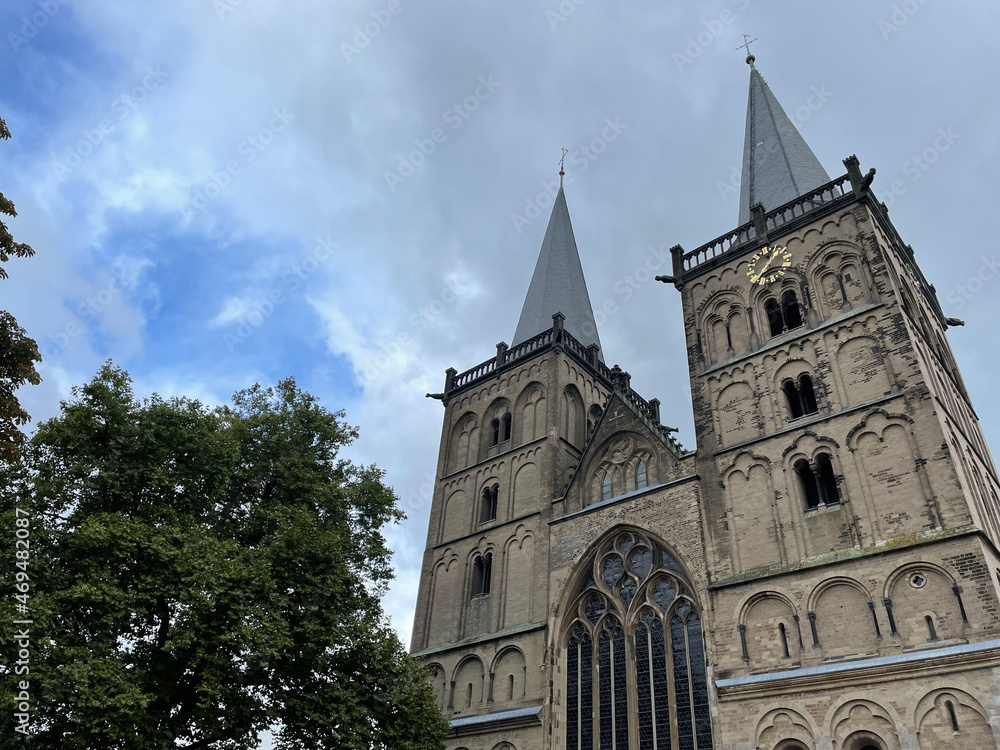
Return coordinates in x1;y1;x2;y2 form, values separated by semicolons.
411;56;1000;750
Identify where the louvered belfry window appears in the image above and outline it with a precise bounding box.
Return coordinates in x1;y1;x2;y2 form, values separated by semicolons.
564;531;714;750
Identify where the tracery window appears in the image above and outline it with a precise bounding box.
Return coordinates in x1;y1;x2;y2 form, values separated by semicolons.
564;531;713;750
636;460;648;490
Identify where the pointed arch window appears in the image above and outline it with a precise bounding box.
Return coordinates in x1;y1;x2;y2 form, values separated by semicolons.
602;472;613;502
565;532;713;750
636;460;648;490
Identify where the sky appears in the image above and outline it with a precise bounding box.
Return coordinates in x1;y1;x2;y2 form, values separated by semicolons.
3;1;1000;740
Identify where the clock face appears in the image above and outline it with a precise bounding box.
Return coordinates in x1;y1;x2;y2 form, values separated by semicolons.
747;245;793;286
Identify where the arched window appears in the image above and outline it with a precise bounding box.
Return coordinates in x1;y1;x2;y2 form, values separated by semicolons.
502;413;512;443
480;484;498;524
507;674;515;701
765;298;783;337
925;615;939;641
472;553;492;597
565;532;712;750
764;290;804;337
779;623;790;658
636;460;648;490
796;454;840;509
490;418;500;447
946;700;959;731
783;374;819;420
782;290;803;329
602;473;613;502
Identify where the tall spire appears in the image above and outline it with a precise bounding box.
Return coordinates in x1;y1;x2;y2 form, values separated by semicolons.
511;180;604;361
738;59;830;225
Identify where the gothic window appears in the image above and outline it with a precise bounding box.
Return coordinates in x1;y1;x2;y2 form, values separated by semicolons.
602;472;613;502
636;460;648;490
565;532;713;750
764;290;804;337
472;553;492;596
794;453;840;510
783;374;819;420
480;484;498;524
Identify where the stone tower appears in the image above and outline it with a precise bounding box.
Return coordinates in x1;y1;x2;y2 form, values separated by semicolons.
411;60;1000;750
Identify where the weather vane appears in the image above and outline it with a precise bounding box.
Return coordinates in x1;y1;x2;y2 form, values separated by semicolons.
559;147;568;177
736;34;758;64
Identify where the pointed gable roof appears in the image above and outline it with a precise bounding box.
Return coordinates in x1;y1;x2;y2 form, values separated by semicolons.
738;63;831;225
511;182;604;361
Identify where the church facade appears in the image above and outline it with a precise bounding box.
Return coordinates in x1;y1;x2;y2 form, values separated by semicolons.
409;60;1000;750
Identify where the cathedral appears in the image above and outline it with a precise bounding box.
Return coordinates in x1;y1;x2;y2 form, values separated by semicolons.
409;57;1000;750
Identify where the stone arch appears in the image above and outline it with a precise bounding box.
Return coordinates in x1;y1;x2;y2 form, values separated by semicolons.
441;488;469;542
511;461;539;519
775;358;822;422
490;743;517;750
836;336;893;406
502;527;534;627
491;647;527;705
723;453;781;571
755;706;817;750
424;661;448;711
586;431;650;506
453;655;486;711
716;380;760;445
750;271;807;338
562;384;586;448
513;382;546;445
448;412;480;473
849;410;930;538
885;562;964;646
914;687;993;749
808;577;879;658
482;397;512;458
829;699;900;750
806;242;871;317
784;432;846;512
741;592;799;666
701;291;749;362
428;549;461;646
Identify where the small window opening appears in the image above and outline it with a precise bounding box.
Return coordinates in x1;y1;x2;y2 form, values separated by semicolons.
946;700;959;732
779;623;790;658
925;615;939;641
844;272;853;282
480;484;498;523
799;374;818;415
490;418;500;447
795;459;821;509
816;454;839;504
466;683;473;708
473;553;492;596
501;413;512;443
784;380;804;419
602;472;612;502
507;674;515;701
782;290;803;330
636;460;648;490
765;298;783;337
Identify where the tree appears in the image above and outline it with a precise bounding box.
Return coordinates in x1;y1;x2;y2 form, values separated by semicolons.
0;364;449;749
0;115;42;462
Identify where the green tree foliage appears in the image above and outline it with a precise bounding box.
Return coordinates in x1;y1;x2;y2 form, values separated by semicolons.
0;364;448;749
0;115;42;462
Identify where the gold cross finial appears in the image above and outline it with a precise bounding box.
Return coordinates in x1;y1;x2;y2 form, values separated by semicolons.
736;34;758;64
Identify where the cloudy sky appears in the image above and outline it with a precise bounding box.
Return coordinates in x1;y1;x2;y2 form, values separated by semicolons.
3;0;999;714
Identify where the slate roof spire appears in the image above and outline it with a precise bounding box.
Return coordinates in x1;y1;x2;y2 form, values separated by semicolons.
511;174;604;362
738;57;831;225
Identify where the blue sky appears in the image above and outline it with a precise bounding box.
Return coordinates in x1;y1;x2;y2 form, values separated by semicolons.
4;2;1000;743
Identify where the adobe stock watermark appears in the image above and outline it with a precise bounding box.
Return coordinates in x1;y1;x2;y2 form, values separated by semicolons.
545;0;586;30
944;256;1000;312
8;0;69;52
340;0;406;62
384;75;500;192
673;0;751;72
223;236;337;352
214;0;248;21
49;66;169;181
716;84;833;202
878;127;959;210
509;117;627;234
358;276;467;384
37;271;139;364
180;107;294;220
877;0;931;41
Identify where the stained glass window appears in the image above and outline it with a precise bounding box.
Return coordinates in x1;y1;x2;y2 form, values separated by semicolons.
566;534;713;750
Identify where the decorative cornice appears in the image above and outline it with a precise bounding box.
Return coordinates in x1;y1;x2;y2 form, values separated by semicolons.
411;621;547;659
450;705;543;737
